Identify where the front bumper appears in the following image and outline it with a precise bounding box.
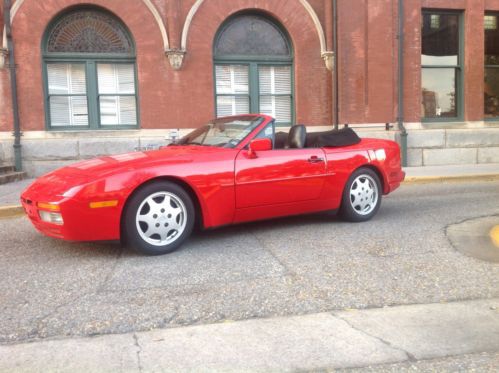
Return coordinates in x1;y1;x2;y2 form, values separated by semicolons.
21;193;123;242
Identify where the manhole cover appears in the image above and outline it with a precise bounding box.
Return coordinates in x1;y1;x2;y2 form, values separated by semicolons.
446;216;499;263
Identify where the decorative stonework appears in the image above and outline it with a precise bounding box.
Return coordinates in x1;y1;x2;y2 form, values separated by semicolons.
0;48;8;68
322;51;335;71
46;10;133;54
165;49;186;70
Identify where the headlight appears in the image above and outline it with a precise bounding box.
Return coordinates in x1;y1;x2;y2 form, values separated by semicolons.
39;210;64;225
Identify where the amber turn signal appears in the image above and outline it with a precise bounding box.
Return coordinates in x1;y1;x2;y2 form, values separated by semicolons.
37;202;60;211
89;200;119;209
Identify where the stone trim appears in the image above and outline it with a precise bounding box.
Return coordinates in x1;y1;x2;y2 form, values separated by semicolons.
405;121;499;130
0;48;8;68
181;0;328;65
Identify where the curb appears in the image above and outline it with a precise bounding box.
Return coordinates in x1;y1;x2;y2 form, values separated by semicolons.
0;205;25;219
403;173;499;185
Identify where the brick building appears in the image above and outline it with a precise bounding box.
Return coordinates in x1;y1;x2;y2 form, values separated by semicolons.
0;0;498;176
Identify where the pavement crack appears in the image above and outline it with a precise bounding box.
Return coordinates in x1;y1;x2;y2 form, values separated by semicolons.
133;333;144;373
249;230;296;277
96;248;123;293
333;313;417;362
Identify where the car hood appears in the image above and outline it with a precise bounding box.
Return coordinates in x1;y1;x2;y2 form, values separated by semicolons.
58;145;234;177
22;146;235;200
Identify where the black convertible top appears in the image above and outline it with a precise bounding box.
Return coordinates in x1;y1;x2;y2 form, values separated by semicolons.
274;127;361;149
306;127;361;148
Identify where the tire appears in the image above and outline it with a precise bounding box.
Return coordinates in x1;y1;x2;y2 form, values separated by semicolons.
340;167;382;222
124;181;195;255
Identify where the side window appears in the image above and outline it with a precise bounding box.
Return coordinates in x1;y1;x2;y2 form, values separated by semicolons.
254;122;275;147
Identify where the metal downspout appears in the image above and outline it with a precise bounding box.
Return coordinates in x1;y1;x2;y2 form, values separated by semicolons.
398;0;408;166
4;0;22;171
333;0;339;130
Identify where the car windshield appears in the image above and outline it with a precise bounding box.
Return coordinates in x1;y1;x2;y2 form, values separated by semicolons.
178;116;264;148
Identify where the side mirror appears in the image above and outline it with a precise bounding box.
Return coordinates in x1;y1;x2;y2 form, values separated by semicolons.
247;138;272;158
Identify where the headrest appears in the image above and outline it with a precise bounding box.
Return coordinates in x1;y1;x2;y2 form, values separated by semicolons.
286;125;307;149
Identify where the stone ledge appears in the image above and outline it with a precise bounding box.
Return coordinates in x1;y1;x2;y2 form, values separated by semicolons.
478;147;499;164
446;129;499;148
21;139;78;161
79;138;139;159
407;130;445;149
423;148;477;166
407;148;423;167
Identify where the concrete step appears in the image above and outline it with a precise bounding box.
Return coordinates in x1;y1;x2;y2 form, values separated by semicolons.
0;171;27;185
0;165;15;174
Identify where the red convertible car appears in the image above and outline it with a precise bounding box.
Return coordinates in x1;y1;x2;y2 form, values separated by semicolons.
21;114;405;255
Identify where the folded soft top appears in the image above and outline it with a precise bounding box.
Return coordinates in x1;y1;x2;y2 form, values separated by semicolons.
306;127;361;148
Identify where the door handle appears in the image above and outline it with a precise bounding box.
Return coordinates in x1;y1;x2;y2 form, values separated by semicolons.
308;156;324;163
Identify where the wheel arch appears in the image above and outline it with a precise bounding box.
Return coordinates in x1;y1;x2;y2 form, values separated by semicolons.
352;164;387;194
120;176;205;243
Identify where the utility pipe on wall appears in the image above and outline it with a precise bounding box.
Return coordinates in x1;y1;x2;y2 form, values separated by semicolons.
397;0;408;167
4;0;22;171
333;0;339;130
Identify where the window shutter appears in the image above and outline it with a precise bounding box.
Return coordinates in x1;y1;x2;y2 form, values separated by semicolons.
259;65;292;123
215;65;249;116
274;66;291;94
70;65;87;94
119;96;137;124
216;96;249;116
97;64;116;94
215;65;249;94
71;96;89;126
98;64;135;94
47;64;88;126
97;63;137;125
49;97;71;126
48;64;86;94
99;96;118;125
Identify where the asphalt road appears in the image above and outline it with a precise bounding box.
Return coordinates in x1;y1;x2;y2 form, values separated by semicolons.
1;180;498;345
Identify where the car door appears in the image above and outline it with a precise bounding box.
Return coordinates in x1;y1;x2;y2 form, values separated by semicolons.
234;147;327;209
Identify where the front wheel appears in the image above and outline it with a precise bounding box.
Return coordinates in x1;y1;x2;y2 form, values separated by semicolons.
124;181;195;255
340;168;381;222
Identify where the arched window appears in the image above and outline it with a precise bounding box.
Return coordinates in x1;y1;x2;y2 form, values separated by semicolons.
43;8;138;129
214;14;294;125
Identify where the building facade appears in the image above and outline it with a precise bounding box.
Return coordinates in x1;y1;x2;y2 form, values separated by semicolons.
0;0;498;176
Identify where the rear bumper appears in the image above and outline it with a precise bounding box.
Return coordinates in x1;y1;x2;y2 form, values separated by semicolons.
386;170;405;193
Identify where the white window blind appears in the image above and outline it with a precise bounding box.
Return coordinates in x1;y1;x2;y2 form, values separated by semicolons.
215;65;250;116
97;64;137;125
47;63;88;126
259;65;292;123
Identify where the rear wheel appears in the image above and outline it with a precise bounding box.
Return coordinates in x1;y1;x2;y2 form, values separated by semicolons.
124;181;195;255
340;168;381;222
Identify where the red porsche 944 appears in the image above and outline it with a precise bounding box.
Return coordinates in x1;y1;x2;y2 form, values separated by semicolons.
21;115;405;255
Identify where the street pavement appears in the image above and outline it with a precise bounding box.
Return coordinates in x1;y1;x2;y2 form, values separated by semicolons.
0;179;498;370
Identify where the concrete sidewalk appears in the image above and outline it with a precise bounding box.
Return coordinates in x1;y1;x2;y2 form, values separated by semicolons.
0;163;498;213
1;298;498;372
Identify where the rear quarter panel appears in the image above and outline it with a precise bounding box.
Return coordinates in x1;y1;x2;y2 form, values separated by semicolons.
322;138;403;208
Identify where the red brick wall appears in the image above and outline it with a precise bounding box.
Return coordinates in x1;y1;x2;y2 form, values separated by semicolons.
1;0;496;132
337;0;397;124
0;69;13;132
5;0;332;131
